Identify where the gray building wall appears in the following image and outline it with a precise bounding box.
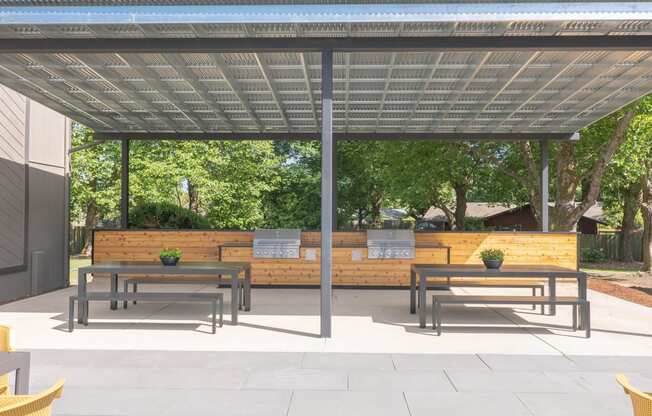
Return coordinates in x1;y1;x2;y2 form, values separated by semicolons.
0;86;70;303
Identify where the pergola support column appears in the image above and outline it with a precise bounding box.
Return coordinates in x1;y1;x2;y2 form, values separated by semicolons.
120;139;130;229
320;49;333;338
540;139;549;232
332;138;337;232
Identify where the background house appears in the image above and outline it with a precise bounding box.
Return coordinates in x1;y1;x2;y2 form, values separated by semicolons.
421;202;606;234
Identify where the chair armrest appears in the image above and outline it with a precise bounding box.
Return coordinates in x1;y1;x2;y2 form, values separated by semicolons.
0;385;6;395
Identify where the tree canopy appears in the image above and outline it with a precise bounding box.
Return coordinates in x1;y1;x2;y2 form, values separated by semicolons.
70;93;652;252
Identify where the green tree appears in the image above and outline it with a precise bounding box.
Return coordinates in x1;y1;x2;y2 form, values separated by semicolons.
262;141;322;229
380;141;505;230
128;140;279;230
495;104;640;231
69;124;120;254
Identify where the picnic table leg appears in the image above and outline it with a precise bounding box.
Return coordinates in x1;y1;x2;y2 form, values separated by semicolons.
548;276;556;315
244;267;252;312
14;353;30;395
419;273;427;328
410;269;416;314
578;275;588;330
110;273;118;310
77;270;87;324
231;272;239;325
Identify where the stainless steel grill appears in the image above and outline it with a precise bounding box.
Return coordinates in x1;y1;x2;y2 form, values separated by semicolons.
253;229;301;259
367;230;415;259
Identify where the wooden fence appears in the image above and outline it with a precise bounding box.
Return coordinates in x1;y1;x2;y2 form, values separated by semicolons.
580;232;643;262
69;225;87;255
93;230;578;286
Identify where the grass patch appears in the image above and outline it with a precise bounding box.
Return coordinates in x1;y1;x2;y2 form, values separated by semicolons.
69;256;91;285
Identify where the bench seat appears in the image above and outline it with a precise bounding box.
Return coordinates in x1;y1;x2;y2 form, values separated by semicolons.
421;278;546;313
69;292;223;334
432;294;590;338
123;276;246;310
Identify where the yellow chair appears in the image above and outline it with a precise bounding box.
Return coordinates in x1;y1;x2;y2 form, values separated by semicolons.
0;380;64;416
617;374;652;416
0;326;13;396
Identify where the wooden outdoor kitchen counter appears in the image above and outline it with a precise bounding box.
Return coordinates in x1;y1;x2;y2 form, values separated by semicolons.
93;230;578;287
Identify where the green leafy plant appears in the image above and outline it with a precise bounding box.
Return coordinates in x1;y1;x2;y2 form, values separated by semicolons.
479;249;505;262
581;247;608;263
159;247;182;258
129;202;210;229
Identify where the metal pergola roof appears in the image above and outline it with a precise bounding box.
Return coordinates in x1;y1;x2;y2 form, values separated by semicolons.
0;2;651;138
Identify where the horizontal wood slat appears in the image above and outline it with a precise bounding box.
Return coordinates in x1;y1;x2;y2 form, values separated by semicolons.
93;230;578;286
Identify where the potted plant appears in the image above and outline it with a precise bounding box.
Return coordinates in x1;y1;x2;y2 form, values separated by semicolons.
479;248;504;269
159;248;182;266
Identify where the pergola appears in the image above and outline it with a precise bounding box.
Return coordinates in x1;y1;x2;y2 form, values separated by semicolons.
1;1;652;337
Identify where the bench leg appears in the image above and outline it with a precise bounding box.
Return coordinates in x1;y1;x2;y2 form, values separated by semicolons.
572;304;577;331
133;282;138;305
110;273;118;310
432;299;437;330
220;297;224;327
436;302;442;336
548;277;557;316
68;297;75;332
123;280;128;309
531;288;536;310
239;282;244;310
540;286;545;315
212;300;217;334
584;302;591;338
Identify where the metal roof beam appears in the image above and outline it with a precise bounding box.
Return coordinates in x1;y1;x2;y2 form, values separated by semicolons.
94;131;580;141
4;36;652;53
162;53;235;130
253;53;291;129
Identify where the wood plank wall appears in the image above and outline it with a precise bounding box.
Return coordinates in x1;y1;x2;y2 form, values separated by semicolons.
93;230;578;286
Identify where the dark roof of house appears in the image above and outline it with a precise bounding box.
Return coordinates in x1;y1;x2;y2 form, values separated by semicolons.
423;202;606;224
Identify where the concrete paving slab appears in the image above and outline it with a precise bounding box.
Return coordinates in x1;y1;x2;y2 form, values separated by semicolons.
446;370;585;393
545;371;652;394
568;355;652;372
50;386;177;416
302;352;394;370
516;393;632;416
243;368;347;390
405;392;532;416
479;354;580;371
288;391;410;416
392;354;489;371
161;389;292;416
348;369;455;392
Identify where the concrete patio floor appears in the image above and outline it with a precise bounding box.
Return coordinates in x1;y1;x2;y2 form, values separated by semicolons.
0;279;651;415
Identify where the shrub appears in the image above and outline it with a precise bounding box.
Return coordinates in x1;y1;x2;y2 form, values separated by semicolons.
129;202;210;229
159;247;182;258
581;247;608;263
479;248;505;261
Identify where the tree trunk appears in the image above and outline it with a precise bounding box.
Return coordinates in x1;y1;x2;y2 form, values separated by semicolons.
640;174;652;272
620;183;640;262
453;183;468;231
553;107;638;230
81;178;99;256
357;208;365;230
370;191;383;227
187;180;199;212
82;203;99;257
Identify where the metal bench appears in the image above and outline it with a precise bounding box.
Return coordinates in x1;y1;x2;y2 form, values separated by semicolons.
122;276;245;310
432;295;590;338
68;292;223;334
423;278;546;313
